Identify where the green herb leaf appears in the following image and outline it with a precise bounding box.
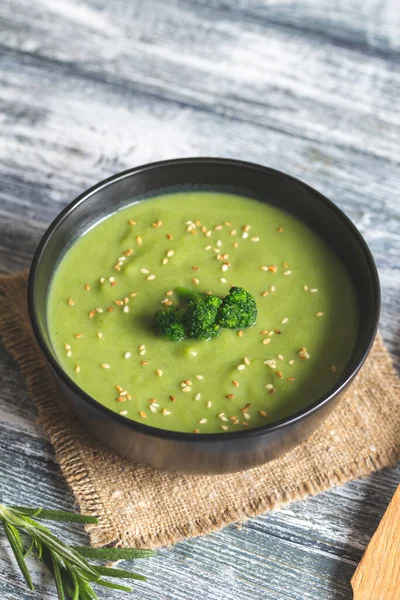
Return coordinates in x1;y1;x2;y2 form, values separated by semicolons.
1;520;34;590
50;550;65;600
95;579;133;592
73;546;155;560
94;565;146;580
11;506;98;524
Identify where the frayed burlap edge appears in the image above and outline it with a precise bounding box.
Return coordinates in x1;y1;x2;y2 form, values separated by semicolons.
0;270;399;549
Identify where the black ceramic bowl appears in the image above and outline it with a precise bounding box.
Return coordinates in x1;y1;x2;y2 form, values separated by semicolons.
28;158;380;474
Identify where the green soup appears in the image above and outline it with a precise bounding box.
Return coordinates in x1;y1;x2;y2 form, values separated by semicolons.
48;192;358;433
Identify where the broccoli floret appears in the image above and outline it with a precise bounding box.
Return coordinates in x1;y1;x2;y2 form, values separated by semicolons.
217;286;257;329
154;306;186;341
184;294;222;340
154;286;257;341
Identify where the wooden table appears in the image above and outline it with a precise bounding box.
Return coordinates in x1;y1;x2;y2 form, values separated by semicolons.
0;1;399;598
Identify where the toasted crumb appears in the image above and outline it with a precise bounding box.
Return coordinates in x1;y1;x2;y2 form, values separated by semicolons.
259;410;267;417
139;411;146;418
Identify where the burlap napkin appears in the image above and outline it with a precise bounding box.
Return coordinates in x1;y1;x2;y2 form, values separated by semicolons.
0;271;399;549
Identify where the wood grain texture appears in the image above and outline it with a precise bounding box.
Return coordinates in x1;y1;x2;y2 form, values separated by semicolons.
0;0;399;598
352;485;400;600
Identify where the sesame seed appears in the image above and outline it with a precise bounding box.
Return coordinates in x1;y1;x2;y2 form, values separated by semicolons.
195;375;203;380
95;307;103;313
192;277;200;284
216;240;222;247
68;298;75;306
278;354;284;361
220;425;228;431
146;274;155;280
100;363;110;369
114;300;123;306
75;365;80;373
269;331;274;336
170;395;176;401
130;292;138;297
270;285;276;292
243;412;251;420
199;418;207;424
136;236;143;244
162;258;168;265
287;377;295;381
96;332;102;339
220;278;227;283
268;265;278;273
207;401;212;408
214;225;223;231
165;290;173;296
193;429;199;434
205;231;211;237
126;394;132;400
194;393;201;401
100;278;105;283
218;412;225;418
108;307;113;312
139;344;145;350
310;288;318;293
232;380;239;387
156;369;162;377
243;224;251;232
244;357;250;365
230;229;237;236
261;266;268;271
64;343;71;350
114;264;121;271
262;291;269;296
116;396;126;402
251;237;260;242
124;352;131;359
316;312;324;317
118;256;126;262
221;264;228;272
237;364;245;370
84;284;90;291
303;285;309;291
238;330;244;337
123;305;129;313
182;386;191;392
185;380;193;385
299;347;310;360
205;245;212;250
264;360;277;369
74;333;82;338
141;360;149;365
166;233;173;239
262;338;270;345
167;249;174;257
242;232;248;239
226;394;234;399
120;410;128;416
233;242;239;248
331;365;337;373
140;268;149;274
282;317;288;324
128;219;136;225
277;227;284;233
265;384;273;389
139;350;146;356
275;329;281;334
283;270;292;275
116;385;123;392
276;371;283;378
66;351;72;357
139;411;146;418
150;405;157;413
259;410;267;417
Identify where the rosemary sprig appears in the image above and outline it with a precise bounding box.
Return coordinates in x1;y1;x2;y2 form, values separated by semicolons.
0;503;154;598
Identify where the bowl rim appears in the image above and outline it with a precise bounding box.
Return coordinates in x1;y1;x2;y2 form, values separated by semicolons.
28;157;381;442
